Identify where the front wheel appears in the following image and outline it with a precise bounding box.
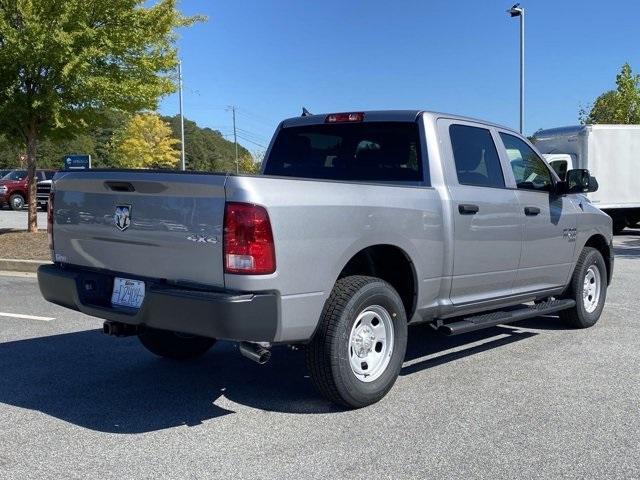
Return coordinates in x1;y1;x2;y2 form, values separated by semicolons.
306;275;408;408
8;194;25;210
560;247;608;328
138;328;216;360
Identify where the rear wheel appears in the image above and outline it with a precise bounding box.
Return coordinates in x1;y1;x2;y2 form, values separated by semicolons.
138;328;216;360
8;194;25;210
560;247;607;328
306;275;408;408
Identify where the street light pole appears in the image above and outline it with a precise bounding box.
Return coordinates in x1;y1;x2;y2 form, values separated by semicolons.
508;4;525;134
178;60;186;170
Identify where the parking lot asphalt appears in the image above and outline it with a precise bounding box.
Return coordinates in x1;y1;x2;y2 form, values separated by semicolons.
0;231;639;480
0;209;47;231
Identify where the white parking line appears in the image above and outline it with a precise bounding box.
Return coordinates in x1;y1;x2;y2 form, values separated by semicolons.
0;271;37;278
0;312;55;321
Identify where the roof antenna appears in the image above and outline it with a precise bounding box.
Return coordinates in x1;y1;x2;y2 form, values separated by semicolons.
301;107;312;117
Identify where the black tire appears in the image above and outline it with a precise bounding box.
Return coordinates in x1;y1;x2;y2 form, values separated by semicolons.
560;247;608;328
306;275;408;408
138;328;216;360
8;194;25;210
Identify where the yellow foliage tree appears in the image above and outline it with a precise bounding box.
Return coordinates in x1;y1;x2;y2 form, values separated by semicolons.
111;114;180;169
238;154;260;174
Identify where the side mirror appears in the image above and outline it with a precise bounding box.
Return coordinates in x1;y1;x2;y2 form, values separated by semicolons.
563;169;598;194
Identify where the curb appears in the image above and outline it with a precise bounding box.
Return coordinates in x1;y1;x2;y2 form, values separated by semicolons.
0;258;51;273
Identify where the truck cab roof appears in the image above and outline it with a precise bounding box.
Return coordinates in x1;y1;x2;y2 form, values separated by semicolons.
280;109;514;133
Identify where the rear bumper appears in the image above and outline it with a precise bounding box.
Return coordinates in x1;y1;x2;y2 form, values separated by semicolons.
37;264;279;342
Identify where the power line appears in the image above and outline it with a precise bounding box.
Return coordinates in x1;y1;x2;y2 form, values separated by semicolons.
235;107;281;125
235;134;267;149
236;127;270;144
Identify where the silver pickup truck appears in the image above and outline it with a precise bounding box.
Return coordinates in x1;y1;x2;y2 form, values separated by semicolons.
38;110;613;408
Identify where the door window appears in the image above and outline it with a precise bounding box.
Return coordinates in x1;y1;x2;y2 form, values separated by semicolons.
549;160;568;181
500;133;553;192
449;125;505;188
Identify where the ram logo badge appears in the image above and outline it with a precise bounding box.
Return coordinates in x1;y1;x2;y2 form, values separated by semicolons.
114;205;132;231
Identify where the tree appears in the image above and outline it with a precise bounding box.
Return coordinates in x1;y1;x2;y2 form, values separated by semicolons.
111;113;179;169
0;1;203;231
238;153;259;174
162;115;252;172
580;63;640;124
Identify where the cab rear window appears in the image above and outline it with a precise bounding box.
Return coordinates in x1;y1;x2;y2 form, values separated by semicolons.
264;122;425;183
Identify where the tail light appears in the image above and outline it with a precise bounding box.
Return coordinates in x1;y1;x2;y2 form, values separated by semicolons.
47;191;55;250
224;202;275;274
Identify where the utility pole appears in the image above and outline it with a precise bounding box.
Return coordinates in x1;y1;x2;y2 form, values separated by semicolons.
228;105;239;174
507;4;525;133
178;60;186;170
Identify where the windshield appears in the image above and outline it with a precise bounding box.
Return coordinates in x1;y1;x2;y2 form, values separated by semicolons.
2;170;27;181
264;122;424;182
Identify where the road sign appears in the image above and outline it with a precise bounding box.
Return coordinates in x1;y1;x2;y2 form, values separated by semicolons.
63;154;91;170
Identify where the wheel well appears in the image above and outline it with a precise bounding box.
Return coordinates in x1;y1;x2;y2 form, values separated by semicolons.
338;245;417;320
585;234;611;284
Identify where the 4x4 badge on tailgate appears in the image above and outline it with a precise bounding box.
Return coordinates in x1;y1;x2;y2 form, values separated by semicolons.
114;205;132;231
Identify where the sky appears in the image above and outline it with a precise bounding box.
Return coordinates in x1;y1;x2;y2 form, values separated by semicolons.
159;0;640;151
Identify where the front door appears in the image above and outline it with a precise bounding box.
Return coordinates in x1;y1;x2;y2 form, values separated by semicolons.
498;132;578;293
442;121;523;305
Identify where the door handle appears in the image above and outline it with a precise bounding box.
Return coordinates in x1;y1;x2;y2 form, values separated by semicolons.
524;206;541;216
458;204;479;215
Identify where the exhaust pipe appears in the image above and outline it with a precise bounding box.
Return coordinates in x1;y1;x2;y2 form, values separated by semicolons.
239;342;271;365
103;321;140;337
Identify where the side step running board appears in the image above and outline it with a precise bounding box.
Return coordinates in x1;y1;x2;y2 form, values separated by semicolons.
439;299;576;336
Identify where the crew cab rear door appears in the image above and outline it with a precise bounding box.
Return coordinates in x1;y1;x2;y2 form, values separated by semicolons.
438;119;523;305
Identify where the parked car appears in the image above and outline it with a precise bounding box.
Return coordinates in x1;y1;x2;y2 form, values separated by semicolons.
0;169;56;210
534;124;640;233
38;110;613;408
36;179;52;211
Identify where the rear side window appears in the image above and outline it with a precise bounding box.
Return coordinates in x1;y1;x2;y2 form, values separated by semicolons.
449;124;505;188
264;122;424;183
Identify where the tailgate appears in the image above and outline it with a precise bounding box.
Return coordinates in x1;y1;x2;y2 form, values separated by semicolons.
52;171;227;288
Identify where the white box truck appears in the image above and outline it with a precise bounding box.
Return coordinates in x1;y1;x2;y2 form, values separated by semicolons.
534;124;640;233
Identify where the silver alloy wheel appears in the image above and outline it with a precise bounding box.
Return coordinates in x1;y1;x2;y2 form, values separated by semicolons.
11;196;24;210
348;305;394;383
583;265;602;313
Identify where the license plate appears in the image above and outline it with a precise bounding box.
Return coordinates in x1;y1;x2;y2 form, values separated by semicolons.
111;277;145;309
